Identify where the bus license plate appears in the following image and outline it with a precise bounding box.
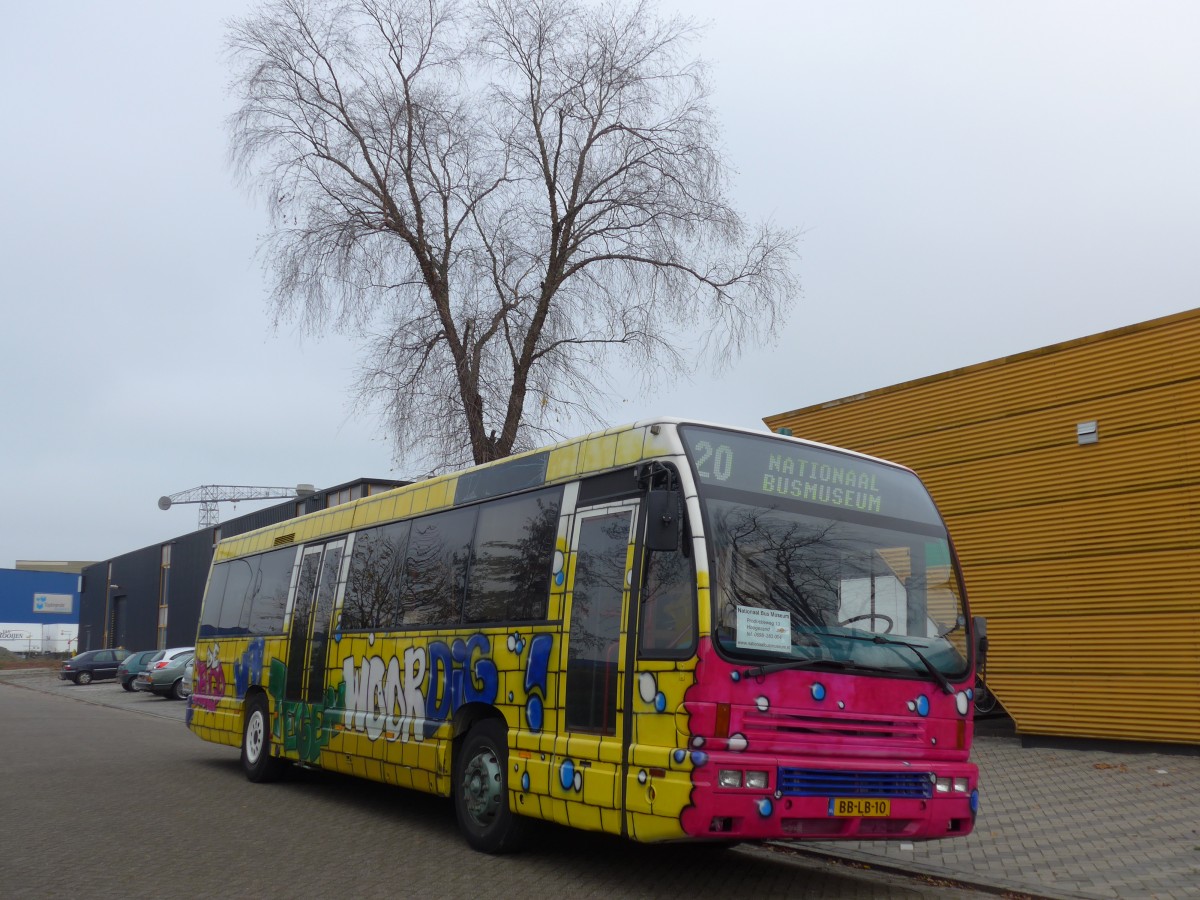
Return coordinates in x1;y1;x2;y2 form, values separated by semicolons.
831;798;891;817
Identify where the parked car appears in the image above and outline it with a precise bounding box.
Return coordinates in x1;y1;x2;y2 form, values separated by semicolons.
179;657;194;700
116;650;159;692
134;647;194;699
59;648;130;685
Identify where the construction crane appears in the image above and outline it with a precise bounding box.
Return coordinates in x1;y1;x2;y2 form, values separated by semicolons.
158;484;316;529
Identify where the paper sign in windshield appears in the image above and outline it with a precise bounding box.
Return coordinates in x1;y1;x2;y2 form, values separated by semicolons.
735;605;791;652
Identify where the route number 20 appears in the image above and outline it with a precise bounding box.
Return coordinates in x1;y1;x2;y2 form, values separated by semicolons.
692;441;734;481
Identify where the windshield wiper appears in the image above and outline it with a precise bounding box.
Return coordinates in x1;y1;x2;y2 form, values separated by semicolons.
869;635;956;695
739;657;850;679
733;632;957;692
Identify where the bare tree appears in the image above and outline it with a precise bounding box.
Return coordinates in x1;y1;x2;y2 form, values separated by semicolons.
228;0;799;471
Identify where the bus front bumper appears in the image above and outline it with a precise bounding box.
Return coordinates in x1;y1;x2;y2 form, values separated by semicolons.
689;760;979;842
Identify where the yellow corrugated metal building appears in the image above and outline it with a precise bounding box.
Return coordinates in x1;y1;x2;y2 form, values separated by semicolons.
764;308;1200;747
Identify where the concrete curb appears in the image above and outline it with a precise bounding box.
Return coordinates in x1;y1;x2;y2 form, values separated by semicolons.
769;843;1089;900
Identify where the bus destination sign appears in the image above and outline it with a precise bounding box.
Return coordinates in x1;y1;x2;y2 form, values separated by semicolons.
680;426;942;525
760;450;883;513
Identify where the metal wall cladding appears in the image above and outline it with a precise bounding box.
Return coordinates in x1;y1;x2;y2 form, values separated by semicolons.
765;308;1200;747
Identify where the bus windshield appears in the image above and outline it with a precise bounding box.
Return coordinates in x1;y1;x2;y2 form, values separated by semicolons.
681;426;969;680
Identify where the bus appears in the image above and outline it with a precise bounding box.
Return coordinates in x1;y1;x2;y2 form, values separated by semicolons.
187;419;984;853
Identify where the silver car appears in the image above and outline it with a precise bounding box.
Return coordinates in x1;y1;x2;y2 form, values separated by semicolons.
179;657;194;700
134;647;195;700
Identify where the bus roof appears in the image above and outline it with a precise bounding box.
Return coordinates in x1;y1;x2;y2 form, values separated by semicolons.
213;417;909;561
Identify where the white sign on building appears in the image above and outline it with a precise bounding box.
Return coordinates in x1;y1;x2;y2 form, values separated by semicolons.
0;623;78;654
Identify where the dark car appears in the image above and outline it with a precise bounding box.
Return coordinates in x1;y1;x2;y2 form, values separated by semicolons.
59;649;130;685
116;650;159;692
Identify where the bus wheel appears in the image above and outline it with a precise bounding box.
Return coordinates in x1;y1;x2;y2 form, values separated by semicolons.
241;694;284;783
454;719;525;854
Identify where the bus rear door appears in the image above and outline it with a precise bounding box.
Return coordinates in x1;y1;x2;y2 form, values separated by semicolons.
281;539;346;759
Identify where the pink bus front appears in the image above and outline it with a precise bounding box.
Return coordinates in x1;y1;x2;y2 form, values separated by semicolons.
675;425;980;842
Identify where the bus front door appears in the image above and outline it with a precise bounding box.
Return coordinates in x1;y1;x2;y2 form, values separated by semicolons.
560;502;639;836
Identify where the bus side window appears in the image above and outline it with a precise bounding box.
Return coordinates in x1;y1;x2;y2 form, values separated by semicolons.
464;487;562;624
198;562;230;638
342;520;409;631
247;545;298;634
640;547;696;656
402;507;476;626
218;558;256;636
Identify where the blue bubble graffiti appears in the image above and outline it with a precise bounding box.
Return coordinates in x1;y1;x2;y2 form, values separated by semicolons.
422;634;499;738
234;637;265;699
524;633;553;732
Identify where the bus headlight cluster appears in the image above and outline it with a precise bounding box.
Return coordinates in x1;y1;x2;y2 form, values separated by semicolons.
718;769;769;790
935;776;971;793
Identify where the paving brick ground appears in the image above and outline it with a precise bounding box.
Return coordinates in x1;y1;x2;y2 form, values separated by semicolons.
789;718;1200;899
7;668;1197;898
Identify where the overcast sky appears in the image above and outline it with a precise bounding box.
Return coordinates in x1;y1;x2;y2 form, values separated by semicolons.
3;1;1198;567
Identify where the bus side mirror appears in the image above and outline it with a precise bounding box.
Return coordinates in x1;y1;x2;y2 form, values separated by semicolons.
972;615;988;664
644;490;682;552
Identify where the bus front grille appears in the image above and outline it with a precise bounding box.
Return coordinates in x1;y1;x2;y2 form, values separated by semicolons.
741;710;924;746
777;768;934;798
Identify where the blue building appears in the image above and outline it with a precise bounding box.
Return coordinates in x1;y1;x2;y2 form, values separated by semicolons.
0;568;82;654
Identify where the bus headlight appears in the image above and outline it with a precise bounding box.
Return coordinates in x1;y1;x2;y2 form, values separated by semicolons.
935;776;970;793
718;769;770;790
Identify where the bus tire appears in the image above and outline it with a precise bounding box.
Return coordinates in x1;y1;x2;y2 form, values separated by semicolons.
454;719;526;854
242;694;284;783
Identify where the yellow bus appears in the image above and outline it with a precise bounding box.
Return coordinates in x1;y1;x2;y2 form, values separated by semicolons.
187;419;983;852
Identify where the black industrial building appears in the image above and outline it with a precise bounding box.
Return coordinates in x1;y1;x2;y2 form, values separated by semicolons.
77;478;406;653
